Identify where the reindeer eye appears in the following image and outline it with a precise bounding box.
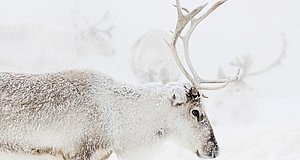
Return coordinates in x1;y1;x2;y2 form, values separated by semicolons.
192;110;199;117
191;109;204;122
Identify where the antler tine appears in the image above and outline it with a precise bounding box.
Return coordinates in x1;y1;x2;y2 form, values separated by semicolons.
247;33;287;77
197;69;240;90
169;0;208;86
199;68;240;83
179;0;238;88
196;77;231;90
170;0;238;90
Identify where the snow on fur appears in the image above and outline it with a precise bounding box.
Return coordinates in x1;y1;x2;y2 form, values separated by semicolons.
0;70;217;160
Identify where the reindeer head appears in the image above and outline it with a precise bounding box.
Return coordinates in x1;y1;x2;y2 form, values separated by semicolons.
167;85;219;158
166;0;239;158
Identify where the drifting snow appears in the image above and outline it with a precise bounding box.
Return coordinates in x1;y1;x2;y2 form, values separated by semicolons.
0;0;300;159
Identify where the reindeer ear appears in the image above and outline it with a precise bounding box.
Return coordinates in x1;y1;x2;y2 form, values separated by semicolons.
170;91;187;106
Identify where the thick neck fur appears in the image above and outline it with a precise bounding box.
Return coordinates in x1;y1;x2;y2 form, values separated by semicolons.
92;74;187;158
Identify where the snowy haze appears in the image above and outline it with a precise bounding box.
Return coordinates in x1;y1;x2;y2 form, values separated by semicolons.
0;0;300;160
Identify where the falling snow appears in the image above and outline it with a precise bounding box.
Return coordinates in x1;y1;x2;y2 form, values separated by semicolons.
0;0;300;160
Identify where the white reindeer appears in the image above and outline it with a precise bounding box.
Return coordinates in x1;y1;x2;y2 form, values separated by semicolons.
212;34;287;124
130;29;180;84
0;0;238;160
70;0;115;57
0;12;114;72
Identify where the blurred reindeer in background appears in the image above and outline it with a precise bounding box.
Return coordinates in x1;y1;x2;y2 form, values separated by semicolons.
0;0;115;72
211;34;287;124
70;0;115;56
130;30;181;84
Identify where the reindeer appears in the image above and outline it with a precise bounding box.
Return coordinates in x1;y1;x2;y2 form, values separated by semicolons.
130;29;181;84
0;5;114;72
0;0;238;159
70;0;115;56
211;34;287;124
0;23;114;72
218;33;287;92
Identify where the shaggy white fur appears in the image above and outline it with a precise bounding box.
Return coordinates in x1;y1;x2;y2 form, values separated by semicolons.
0;70;217;160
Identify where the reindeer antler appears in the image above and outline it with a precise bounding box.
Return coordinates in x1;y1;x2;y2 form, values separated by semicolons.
169;0;239;90
228;33;287;80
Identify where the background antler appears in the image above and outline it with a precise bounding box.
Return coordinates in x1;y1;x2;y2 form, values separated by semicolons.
169;0;239;90
227;33;287;80
246;33;287;77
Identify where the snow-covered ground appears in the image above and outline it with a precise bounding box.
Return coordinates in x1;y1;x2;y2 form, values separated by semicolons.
0;0;299;159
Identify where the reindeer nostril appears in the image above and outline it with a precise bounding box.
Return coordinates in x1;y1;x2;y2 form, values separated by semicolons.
212;153;217;158
204;140;219;159
211;143;219;158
